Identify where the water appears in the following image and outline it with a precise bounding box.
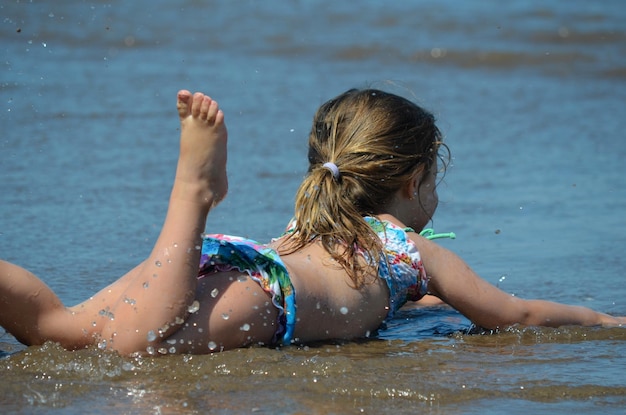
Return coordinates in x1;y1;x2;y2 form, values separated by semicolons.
1;0;625;413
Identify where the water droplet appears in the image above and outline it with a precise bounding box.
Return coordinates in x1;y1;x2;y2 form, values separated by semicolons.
240;323;251;332
221;313;230;320
146;346;155;355
237;275;248;282
365;330;371;337
166;339;177;345
147;330;157;342
155;260;162;267
173;243;178;248
208;341;217;350
91;321;97;327
97;339;107;350
210;288;219;298
339;307;349;315
188;300;200;313
169;347;177;354
98;307;115;320
157;347;168;355
143;281;149;289
158;324;169;336
175;316;184;325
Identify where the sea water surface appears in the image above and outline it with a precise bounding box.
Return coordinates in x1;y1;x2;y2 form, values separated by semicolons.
1;1;625;414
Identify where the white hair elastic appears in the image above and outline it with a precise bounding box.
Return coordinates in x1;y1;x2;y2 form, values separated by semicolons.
322;162;341;180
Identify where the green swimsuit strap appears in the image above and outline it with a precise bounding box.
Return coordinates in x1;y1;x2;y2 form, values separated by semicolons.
403;227;456;240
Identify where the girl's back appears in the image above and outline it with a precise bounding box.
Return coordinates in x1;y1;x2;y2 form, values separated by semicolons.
273;238;389;343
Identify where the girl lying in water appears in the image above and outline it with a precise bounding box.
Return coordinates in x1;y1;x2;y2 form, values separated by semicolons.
1;89;624;355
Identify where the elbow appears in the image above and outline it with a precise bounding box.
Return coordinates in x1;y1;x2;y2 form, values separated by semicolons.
473;298;534;330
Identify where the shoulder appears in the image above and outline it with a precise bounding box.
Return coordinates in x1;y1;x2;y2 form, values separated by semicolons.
363;215;413;240
364;216;422;267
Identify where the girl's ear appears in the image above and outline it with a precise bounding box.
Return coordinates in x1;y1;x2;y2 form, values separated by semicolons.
403;172;420;200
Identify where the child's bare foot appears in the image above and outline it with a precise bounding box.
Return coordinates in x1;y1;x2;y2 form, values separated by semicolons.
174;90;228;207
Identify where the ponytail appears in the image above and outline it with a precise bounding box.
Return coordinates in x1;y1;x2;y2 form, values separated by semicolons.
285;162;382;287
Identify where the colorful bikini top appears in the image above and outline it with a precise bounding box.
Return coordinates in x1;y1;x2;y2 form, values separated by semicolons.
363;217;427;319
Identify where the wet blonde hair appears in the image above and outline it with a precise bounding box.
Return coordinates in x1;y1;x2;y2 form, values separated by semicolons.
283;88;447;287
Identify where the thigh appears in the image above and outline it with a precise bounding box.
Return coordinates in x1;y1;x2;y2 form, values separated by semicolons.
156;271;279;354
67;262;146;337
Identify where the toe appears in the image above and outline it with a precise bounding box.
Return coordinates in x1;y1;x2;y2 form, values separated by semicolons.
191;92;204;117
200;96;212;121
206;100;220;124
176;90;192;118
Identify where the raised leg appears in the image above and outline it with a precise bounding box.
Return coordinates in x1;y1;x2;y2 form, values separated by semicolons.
97;91;229;354
1;91;229;354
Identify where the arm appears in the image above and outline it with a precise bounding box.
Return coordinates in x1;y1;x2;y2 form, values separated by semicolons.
410;236;625;329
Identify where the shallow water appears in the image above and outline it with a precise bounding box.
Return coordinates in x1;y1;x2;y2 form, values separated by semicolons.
1;0;626;413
